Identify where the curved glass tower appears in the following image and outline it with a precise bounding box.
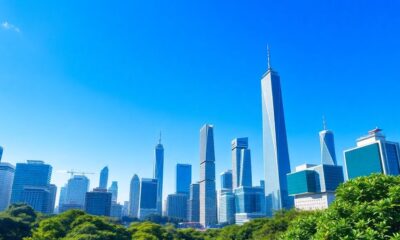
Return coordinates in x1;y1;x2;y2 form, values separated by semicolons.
261;48;293;216
129;174;140;217
319;120;337;165
99;166;109;190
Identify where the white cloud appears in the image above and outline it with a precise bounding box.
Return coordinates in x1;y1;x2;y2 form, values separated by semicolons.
1;21;20;33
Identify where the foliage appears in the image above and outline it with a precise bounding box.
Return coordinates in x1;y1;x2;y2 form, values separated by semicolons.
284;174;400;240
0;203;38;240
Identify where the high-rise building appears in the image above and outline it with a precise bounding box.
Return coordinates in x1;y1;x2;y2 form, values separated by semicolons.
344;128;400;179
48;184;57;214
166;193;188;220
10;160;55;214
0;162;15;211
261;48;293;216
176;164;192;195
99;166;109;190
154;135;164;215
122;201;129;217
110;202;123;219
219;191;235;225
199;124;217;227
66;175;89;208
220;170;233;190
129;174;140;218
188;182;200;222
138;178;158;219
231;138;248;188
234;186;265;225
320;119;337;165
85;188;112;216
240;149;252;187
58;184;68;208
287;164;344;210
108;181;118;203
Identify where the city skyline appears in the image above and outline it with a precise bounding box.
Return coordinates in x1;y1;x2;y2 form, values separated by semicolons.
1;1;400;205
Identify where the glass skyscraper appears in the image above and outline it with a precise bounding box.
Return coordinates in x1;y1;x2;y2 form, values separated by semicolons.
99;166;108;190
0;162;15;211
188;182;200;222
0;146;3;161
261;49;293;216
154;136;164;215
108;181;118;203
85;188;112;216
220;170;233;190
138;178;158;219
199;124;217;227
320;121;337;165
129;174;140;218
234;186;265;225
344;128;400;179
65;175;89;208
166;193;188;220
219;191;235;225
231;138;248;188
176;164;192;195
11;160;56;214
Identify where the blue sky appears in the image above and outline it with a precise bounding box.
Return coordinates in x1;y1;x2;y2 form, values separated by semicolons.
1;1;400;203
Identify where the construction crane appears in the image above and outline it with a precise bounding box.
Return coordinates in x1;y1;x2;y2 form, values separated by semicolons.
65;169;95;178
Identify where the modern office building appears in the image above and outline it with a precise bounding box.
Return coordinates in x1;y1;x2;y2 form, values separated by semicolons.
219;190;235;225
344;128;400;179
220;170;233;190
320;120;337;165
122;201;129;217
176;164;192;195
261;48;293;216
138;178;158;219
110;202;123;219
0;146;3;161
166;193;188;220
234;186;265;225
10;160;55;214
108;181;118;203
129;174;140;218
0;162;15;211
65;175;89;208
188;182;200;222
287;164;344;210
85;188;112;216
154;136;164;215
199;124;218;227
99;166;109;190
232;138;249;188
240;148;252;187
58;185;68;208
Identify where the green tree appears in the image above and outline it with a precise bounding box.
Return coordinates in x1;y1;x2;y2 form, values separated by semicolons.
0;203;38;240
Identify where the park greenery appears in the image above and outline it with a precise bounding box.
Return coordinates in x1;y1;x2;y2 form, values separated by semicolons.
1;174;400;239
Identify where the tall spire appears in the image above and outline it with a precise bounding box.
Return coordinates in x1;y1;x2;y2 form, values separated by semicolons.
267;44;271;70
322;116;327;130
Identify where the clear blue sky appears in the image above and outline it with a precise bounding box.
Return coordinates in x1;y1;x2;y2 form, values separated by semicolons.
1;1;400;203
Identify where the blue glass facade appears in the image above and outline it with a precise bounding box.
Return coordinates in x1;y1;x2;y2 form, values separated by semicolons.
139;178;158;209
167;193;188;220
345;143;383;179
231;138;248;188
0;163;15;211
240;149;252;187
234;186;265;215
219;191;235;224
262;65;293;216
108;181;118;202
154;141;164;215
385;143;400;175
188;183;200;222
11;160;54;213
99;166;108;189
287;170;318;195
220;170;233;190
85;188;112;216
176;164;192;195
320;130;337;165
129;174;140;217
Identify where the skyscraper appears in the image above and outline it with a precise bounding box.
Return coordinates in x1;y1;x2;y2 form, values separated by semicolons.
261;48;293;216
138;178;158;219
0;146;3;161
234;186;266;225
231;138;248;188
154;135;164;215
108;181;118;203
0;162;15;211
199;124;217;227
188;182;200;222
240;149;252;187
58;184;68;211
220;170;233;190
344;128;400;179
129;174;140;218
10;160;55;214
320;119;337;165
176;164;192;195
219;191;235;225
85;188;112;216
66;175;90;208
99;166;109;190
166;193;188;220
